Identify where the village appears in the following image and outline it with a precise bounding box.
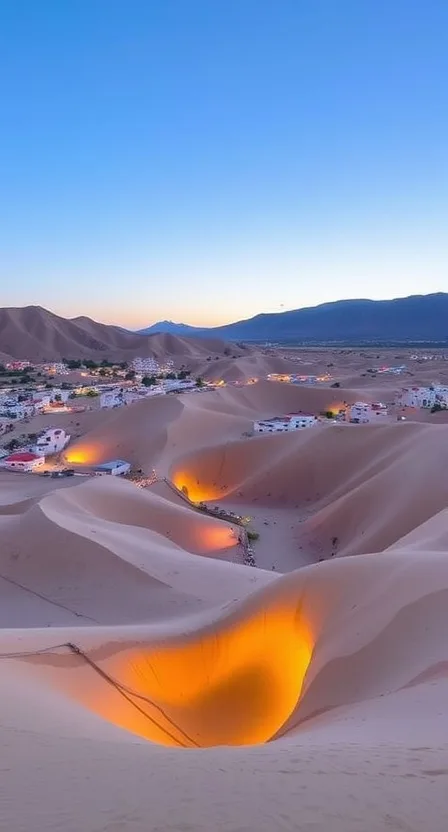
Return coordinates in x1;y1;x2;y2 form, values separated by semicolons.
1;353;448;478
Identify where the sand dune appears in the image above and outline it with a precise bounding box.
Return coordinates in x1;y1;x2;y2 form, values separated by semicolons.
0;305;239;362
3;376;448;830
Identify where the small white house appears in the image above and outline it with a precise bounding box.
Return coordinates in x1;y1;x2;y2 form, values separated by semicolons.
254;413;317;433
35;427;71;455
93;459;131;476
3;451;45;472
348;402;372;423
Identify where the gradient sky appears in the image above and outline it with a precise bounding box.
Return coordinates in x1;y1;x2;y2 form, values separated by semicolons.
1;0;447;328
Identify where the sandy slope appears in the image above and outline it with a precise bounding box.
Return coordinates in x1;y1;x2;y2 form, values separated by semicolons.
0;305;240;361
2;379;448;830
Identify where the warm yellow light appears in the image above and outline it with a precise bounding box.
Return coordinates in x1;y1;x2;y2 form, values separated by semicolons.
58;594;313;748
172;469;224;502
65;444;102;465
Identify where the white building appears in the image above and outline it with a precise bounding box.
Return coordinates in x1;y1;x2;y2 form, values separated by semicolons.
254;413;317;433
35;427;70;455
399;387;436;408
348;402;388;423
2;451;45;472
100;390;124;408
93;459;131;476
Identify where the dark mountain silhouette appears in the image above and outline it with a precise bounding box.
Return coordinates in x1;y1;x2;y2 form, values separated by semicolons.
138;320;202;336
143;293;448;342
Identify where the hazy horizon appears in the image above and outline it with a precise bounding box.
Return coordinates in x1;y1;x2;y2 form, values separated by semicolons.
1;289;446;332
1;0;447;328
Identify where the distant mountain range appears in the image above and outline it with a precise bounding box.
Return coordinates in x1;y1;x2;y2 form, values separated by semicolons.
139;293;448;342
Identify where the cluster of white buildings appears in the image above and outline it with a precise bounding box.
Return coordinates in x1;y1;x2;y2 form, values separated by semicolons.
40;362;70;375
0;427;71;473
0;389;71;421
99;378;196;409
254;413;318;433
131;356;174;377
398;385;448;408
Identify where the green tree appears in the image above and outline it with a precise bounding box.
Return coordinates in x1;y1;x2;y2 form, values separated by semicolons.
142;375;157;387
53;393;62;402
166;372;176;380
86;389;99;397
247;530;259;541
195;377;204;388
4;438;20;451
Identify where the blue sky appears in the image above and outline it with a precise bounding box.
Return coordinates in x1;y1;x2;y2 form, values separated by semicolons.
0;0;447;328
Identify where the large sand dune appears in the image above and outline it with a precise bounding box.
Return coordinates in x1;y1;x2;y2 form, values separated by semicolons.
2;378;448;830
0;305;240;362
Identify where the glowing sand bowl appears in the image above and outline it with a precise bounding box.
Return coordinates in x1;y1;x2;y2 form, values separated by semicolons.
72;599;313;748
65;444;103;465
172;469;224;503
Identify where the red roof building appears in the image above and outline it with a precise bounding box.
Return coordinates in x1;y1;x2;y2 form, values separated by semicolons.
4;451;45;471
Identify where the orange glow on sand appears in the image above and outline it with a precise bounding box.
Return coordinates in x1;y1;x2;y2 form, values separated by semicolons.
65;444;103;465
172;469;224;502
59;595;313;748
200;525;237;552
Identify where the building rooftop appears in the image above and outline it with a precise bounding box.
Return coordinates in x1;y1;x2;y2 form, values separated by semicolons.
93;459;129;471
6;451;43;462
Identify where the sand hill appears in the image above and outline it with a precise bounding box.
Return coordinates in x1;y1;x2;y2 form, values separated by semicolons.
0;305;239;362
2;378;448;830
